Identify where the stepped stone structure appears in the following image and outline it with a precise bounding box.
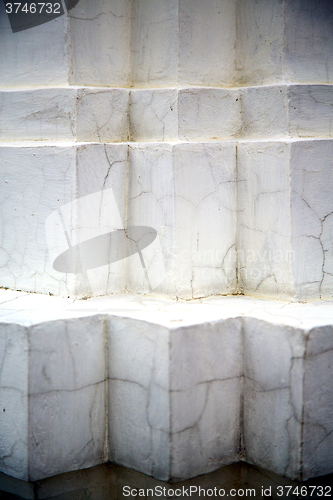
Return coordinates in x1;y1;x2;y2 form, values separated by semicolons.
1;0;333;485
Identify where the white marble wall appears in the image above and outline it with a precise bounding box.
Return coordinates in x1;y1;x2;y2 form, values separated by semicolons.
170;319;242;479
0;88;129;143
2;0;333;88
171;143;237;298
28;316;107;480
127;142;237;298
237;139;333;301
303;326;333;479
243;319;305;479
237;0;333;86
0;144;129;297
108;317;170;480
0;324;29;481
1;294;333;482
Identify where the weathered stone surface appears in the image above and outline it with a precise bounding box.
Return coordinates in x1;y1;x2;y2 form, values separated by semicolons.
237;138;333;300
1;292;333;482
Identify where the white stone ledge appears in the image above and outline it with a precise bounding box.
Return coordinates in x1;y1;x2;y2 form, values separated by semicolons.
0;290;333;482
1;84;332;143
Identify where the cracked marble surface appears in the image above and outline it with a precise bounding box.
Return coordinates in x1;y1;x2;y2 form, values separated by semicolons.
1;292;333;481
0;88;129;143
0;313;107;481
170;319;242;479
236;0;333;86
0;141;236;299
3;85;333;144
241;85;333;139
303;326;333;479
290;140;333;300
108;317;170;480
237;140;293;299
68;0;132;87
238;138;333;300
244;319;305;479
1;0;333;89
0;143;128;298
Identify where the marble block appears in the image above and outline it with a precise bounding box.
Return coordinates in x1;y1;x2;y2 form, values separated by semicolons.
128;141;237;298
108;317;170;480
131;0;236;87
130;88;241;142
178;0;236;87
235;0;284;86
236;0;333;86
107;316;242;481
131;0;179;87
237;138;333;300
0;88;129;143
2;0;333;89
129;89;178;142
243;318;333;481
0;143;127;297
170;319;242;479
69;0;131;87
0;316;107;482
178;88;241;141
243;319;305;479
283;0;333;84
0;2;70;87
0;323;29;481
241;85;333;139
302;326;333;479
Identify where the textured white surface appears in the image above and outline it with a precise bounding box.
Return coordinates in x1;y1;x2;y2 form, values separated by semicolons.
3;85;333;144
303;326;333;479
0;2;70;87
170;319;242;479
69;0;131;87
0;141;237;299
0;313;107;482
28;316;107;481
244;320;305;479
1;0;333;88
108;317;170;480
0;323;28;481
237;139;333;300
0;143;128;297
1;292;333;481
0;88;129;143
1;0;333;485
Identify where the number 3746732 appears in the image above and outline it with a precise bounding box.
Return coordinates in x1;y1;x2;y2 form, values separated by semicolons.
5;3;61;14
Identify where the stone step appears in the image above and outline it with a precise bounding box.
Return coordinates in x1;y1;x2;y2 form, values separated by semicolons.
0;290;332;482
1;138;332;301
1;85;333;143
